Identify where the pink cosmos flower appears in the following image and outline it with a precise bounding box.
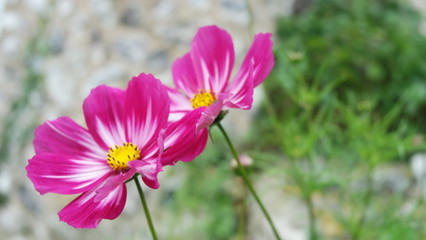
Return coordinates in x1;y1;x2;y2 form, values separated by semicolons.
26;73;208;228
167;25;274;129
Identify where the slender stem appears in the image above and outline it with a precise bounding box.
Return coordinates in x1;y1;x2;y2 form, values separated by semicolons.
306;156;318;240
305;193;318;240
236;176;248;240
288;157;318;240
134;176;158;240
351;167;374;240
216;123;282;240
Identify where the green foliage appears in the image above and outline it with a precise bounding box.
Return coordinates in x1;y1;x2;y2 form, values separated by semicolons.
274;0;426;131
165;130;236;240
256;0;425;158
248;0;426;239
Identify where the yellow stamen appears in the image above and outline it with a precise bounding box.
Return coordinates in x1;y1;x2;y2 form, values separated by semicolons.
107;142;140;171
190;90;217;109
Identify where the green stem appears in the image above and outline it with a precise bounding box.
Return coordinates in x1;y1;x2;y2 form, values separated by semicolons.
351;167;374;240
134;176;158;240
306;156;318;240
289;158;318;240
216;123;282;240
236;177;248;240
305;193;318;240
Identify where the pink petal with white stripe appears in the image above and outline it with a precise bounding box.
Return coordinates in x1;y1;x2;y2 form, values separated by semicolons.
191;25;235;93
94;169;136;202
124;73;170;150
33;116;106;159
83;86;126;150
235;33;274;88
27;153;111;195
172;53;200;96
223;58;254;110
28;117;111;195
58;183;127;228
196;97;225;131
128;159;162;189
166;86;193;122
162;107;208;166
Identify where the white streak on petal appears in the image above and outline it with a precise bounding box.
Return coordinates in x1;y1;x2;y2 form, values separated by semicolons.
200;58;211;91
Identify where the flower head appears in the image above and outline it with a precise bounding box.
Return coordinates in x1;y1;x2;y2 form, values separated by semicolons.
167;25;274;129
26;73;208;228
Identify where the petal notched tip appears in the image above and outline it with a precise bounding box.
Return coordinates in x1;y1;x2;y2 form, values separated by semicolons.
58;184;127;228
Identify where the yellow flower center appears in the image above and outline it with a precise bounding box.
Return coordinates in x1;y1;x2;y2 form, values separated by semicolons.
107;142;141;171
190;90;217;109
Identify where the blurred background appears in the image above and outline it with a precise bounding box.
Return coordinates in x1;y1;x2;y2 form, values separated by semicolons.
1;0;426;239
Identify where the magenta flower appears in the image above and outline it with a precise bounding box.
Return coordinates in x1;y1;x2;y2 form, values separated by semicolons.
167;25;274;129
26;73;208;228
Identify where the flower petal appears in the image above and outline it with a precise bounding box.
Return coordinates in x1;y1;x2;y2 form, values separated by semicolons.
33;116;106;158
223;58;254;110
124;73;170;150
161;107;209;166
26;153;111;195
166;86;193;122
172;53;199;96
196;93;227;131
94;169;136;202
128;159;162;189
235;33;274;88
191;25;235;93
83;85;126;150
58;183;127;228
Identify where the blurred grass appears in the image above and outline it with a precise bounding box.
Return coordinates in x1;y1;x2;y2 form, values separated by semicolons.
166;0;426;238
0;13;49;207
163;129;236;239
0;13;49;162
244;0;426;239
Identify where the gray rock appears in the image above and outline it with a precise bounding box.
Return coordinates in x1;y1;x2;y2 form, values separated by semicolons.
120;4;142;27
248;175;307;240
146;50;170;72
410;153;426;199
410;153;426;181
373;164;411;194
115;38;147;62
48;29;65;54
